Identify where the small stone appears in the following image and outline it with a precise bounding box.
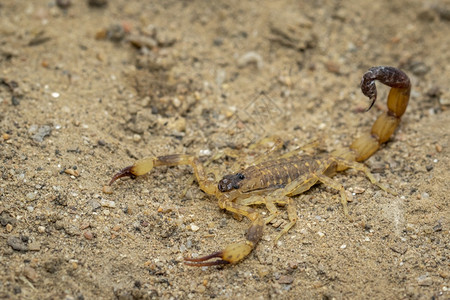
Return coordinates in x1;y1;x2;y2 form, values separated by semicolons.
278;275;294;284
37;226;46;233
26;192;37;201
2;133;10;140
288;261;298;269
28;242;41;251
100;199;116;208
352;187;365;194
80;223;90;230
7;236;28;251
133;134;141;142
89;200;101;210
435;144;442;153
102;185;113;194
190;224;200;232
6;223;13;232
56;0;72;9
340;244;347;249
88;0;108;8
83;231;94;240
417;275;432;286
23;266;38;282
317;231;325;237
30;125;51;142
64;168;80;177
197;285;206;293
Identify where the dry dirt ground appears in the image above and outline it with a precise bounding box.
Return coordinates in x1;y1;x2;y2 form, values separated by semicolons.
0;0;449;299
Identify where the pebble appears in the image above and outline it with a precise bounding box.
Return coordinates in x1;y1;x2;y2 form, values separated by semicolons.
29;125;52;142
352;187;366;194
190;224;200;232
56;0;72;9
128;35;158;49
2;133;10;140
88;0;108;7
6;223;13;232
23;266;38;282
38;226;46;233
278;275;294;284
435;144;442;153
26;192;37;201
100;199;116;208
133;134;141;142
417;275;432;286
7;236;29;251
64;168;80;177
83;231;94;240
102;185;113;194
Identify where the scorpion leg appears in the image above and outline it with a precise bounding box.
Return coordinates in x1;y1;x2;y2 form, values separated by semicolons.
237;195;281;224
313;173;352;221
109;154;217;195
332;157;397;195
184;199;264;266
271;197;297;243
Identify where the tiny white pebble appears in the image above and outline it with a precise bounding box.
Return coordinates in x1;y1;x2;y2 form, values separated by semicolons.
318;123;326;130
317;231;325;237
340;244;347;249
38;226;46;233
51;92;60;98
190;224;199;232
199;149;212;156
133;134;141;142
433;159;438;163
100;199;116;208
365;237;370;242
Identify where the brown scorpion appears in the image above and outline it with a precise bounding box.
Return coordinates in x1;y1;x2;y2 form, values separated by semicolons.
108;66;411;266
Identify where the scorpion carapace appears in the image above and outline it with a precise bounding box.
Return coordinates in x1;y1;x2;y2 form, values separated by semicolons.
108;66;411;267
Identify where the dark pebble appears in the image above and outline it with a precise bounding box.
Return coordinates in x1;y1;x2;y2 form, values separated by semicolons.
7;236;29;251
11;96;20;106
88;0;108;7
56;0;72;9
426;165;433;171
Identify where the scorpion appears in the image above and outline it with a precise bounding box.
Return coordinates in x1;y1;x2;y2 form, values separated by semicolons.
108;66;411;267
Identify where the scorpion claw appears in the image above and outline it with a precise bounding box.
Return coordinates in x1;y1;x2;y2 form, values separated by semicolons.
184;241;256;267
109;166;136;186
184;251;230;267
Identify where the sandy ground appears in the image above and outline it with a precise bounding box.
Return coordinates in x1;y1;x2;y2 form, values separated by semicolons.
0;0;449;299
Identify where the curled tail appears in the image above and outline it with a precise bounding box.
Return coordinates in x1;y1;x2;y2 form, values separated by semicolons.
351;66;411;161
336;66;411;165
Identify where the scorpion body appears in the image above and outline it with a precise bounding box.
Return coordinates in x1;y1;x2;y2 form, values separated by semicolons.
108;66;411;267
